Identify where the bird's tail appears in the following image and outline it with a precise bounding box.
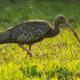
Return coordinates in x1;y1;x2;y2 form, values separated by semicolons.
0;30;11;44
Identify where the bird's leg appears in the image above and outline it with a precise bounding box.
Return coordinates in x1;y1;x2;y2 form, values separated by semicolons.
29;43;32;50
18;44;33;57
28;43;33;56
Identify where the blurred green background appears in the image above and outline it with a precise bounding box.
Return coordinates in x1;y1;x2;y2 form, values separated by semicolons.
0;0;80;29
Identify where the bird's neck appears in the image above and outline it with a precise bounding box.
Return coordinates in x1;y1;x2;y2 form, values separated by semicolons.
54;22;60;31
46;22;60;38
52;23;60;36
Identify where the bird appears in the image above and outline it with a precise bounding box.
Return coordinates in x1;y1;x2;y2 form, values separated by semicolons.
0;14;80;57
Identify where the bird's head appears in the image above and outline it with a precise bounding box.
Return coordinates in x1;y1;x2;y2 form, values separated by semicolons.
54;14;67;25
54;14;80;43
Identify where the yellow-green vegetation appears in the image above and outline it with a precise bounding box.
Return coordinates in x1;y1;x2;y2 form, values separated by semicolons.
0;29;80;80
0;0;80;80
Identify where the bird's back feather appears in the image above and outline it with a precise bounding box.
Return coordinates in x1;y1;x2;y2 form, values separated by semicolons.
10;20;51;44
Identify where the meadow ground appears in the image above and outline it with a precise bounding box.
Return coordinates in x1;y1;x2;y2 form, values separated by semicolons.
0;0;80;80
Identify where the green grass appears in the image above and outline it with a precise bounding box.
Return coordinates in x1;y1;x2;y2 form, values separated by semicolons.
0;0;80;28
0;0;80;80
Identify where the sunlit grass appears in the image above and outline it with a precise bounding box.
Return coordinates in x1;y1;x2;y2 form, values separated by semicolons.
0;28;80;80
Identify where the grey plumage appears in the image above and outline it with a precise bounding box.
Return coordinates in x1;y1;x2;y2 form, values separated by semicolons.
0;20;59;44
10;21;51;44
0;14;79;57
0;29;11;43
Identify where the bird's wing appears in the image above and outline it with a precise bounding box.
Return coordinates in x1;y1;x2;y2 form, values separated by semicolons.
10;21;50;43
16;29;47;42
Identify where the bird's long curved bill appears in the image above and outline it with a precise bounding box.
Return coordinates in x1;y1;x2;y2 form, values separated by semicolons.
65;22;80;43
